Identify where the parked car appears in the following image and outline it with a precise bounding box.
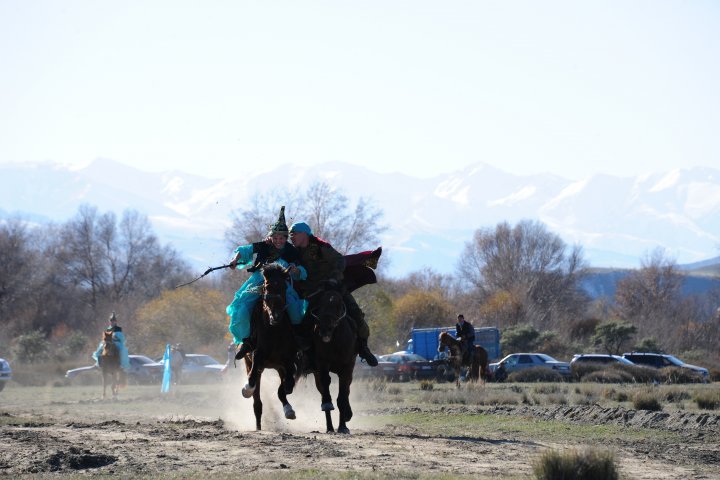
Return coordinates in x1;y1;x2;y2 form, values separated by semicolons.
377;353;436;382
178;354;225;383
0;357;12;392
355;355;380;379
622;352;709;382
570;354;636;367
489;353;571;381
65;354;164;384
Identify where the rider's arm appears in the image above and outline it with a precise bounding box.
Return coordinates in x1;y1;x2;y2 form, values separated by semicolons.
229;244;255;269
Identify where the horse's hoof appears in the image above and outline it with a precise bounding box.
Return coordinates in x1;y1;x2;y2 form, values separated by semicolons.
338;426;350;434
284;404;296;420
321;402;334;411
241;384;255;398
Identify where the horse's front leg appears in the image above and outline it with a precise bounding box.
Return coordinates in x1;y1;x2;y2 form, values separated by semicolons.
313;367;334;433
252;374;263;430
102;373;107;400
276;370;296;420
336;371;353;434
243;351;263;398
282;358;296;395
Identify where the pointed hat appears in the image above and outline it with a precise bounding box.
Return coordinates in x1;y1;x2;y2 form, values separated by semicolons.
268;206;289;236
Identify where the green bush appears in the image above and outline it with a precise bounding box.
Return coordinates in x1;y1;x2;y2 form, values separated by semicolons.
694;391;720;410
533;448;619;480
508;367;565;383
632;391;663;411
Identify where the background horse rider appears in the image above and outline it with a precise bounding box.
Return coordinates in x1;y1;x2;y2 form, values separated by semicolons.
227;206;307;360
455;314;475;365
92;312;130;371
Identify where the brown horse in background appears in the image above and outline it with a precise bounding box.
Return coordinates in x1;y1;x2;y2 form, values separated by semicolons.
100;331;123;399
241;264;301;430
438;331;489;387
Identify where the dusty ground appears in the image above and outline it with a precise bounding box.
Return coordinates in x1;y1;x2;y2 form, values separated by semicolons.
0;374;718;479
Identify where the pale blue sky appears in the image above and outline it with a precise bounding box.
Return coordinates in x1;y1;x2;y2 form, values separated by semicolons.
1;1;718;180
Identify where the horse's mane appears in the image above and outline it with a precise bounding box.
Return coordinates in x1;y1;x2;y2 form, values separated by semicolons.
439;331;460;346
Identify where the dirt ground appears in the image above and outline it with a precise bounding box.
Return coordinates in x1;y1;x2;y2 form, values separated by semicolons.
1;374;719;479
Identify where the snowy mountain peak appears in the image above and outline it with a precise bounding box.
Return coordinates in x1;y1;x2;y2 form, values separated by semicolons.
1;160;719;277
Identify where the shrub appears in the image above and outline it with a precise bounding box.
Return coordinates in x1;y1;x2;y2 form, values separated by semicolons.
694;391;720;410
633;391;663;411
508;367;565;383
709;368;720;383
621;364;662;383
582;369;634;384
662;389;691;403
533;448;619;480
570;363;603;382
660;367;704;384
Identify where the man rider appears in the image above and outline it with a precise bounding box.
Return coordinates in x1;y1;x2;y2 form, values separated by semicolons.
288;221;378;367
455;314;475;365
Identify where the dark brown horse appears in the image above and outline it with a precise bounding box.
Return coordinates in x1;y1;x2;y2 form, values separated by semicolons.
241;263;300;430
307;287;357;434
438;331;489;387
100;331;123;399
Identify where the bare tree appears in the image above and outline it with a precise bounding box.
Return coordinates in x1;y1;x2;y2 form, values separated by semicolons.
459;219;588;330
225;180;387;255
55;204;189;311
614;248;683;344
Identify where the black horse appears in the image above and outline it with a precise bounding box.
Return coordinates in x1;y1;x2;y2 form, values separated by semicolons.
307;287;358;434
241;263;301;430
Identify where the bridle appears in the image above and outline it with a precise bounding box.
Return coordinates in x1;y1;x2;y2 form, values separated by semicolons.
309;290;348;340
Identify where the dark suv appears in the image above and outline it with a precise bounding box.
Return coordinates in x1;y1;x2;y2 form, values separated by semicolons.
621;352;709;382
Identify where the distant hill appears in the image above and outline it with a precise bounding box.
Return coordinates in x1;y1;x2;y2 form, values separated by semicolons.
1;159;719;278
581;262;720;300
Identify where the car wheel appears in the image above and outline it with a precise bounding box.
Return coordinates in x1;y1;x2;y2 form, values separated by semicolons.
0;381;5;392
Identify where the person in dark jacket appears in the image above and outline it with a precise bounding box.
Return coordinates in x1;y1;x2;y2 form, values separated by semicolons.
455;314;475;365
288;221;378;367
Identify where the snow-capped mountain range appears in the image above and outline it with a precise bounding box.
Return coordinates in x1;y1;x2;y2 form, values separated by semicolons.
1;159;719;278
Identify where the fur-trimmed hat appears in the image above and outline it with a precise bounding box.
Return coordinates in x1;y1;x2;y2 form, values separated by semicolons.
268;206;289;236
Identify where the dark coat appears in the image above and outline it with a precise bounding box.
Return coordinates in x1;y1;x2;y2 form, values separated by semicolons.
456;321;475;343
247;241;300;272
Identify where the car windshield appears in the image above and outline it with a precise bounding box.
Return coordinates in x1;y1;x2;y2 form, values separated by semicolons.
664;355;684;366
189;355;220;366
405;354;427;362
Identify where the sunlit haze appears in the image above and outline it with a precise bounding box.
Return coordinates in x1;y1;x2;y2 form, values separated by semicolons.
1;1;719;180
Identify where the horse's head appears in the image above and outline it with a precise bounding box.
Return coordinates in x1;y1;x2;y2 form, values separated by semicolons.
314;289;346;343
102;331;118;357
261;263;290;326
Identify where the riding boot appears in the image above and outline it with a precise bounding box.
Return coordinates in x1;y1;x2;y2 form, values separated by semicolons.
234;338;254;360
357;338;378;367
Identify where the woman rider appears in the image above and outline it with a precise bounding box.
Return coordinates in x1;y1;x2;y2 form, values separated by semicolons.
92;312;131;371
226;206;307;360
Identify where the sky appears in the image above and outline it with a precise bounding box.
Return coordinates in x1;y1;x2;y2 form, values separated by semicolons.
1;1;719;181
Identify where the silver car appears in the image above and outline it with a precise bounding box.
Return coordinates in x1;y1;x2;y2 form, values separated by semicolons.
489;353;571;381
0;357;12;392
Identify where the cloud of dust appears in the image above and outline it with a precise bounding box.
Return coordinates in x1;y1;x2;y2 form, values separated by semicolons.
216;367;332;433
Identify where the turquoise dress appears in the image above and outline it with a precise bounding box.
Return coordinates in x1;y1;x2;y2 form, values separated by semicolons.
226;244;307;345
92;328;130;370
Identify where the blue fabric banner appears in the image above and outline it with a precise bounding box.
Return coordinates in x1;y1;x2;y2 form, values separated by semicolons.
161;344;171;393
